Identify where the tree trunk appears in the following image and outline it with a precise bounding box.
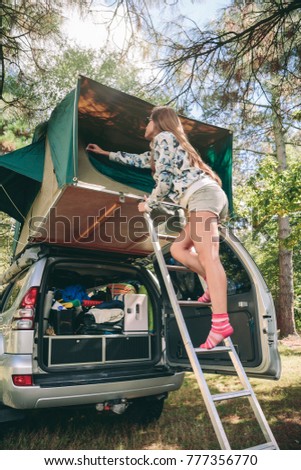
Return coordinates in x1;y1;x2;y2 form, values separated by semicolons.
272;99;297;337
277;217;296;336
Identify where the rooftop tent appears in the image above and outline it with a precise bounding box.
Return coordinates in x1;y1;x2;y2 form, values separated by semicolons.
0;76;233;256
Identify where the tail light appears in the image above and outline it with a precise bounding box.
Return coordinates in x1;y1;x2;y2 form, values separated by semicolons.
12;375;33;386
12;286;39;330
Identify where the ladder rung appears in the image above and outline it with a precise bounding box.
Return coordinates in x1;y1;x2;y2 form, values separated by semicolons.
246;442;277;450
212;390;251;402
194;346;231;354
166;264;191;272
158;233;176;240
179;300;211;307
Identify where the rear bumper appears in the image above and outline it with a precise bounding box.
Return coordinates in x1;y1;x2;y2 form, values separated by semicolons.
0;354;184;409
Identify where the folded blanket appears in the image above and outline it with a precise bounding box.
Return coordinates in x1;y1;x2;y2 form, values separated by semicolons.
88;308;124;324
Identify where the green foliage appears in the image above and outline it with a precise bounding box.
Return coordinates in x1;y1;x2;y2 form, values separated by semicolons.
293;109;301;121
0;213;16;274
1;1;90;97
239;155;301;248
0;115;32;151
234;153;301;330
35;46;147;110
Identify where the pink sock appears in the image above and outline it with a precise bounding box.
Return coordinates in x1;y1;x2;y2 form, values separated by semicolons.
197;289;211;303
198;277;211;303
200;313;234;349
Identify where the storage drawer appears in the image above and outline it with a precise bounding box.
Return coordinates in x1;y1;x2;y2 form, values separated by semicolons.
105;335;151;362
44;336;103;366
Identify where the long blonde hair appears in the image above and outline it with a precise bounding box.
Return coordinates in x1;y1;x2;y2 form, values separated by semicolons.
150;106;222;186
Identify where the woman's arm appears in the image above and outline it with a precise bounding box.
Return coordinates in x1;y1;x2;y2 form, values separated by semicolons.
86;144;109;156
108;151;151;169
86;143;151;169
144;133;176;210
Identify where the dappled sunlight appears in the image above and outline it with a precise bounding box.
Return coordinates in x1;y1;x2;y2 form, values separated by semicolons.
223;414;243;425
272;414;301;425
142;443;181;450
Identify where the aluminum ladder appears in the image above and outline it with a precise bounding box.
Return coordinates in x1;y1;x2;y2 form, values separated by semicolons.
144;212;279;450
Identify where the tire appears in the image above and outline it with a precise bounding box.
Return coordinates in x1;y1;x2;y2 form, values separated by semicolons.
126;395;166;426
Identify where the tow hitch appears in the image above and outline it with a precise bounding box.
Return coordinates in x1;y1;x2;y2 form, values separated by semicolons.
96;399;128;415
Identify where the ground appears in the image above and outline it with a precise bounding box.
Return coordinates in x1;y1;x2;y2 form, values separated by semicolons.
279;333;301;349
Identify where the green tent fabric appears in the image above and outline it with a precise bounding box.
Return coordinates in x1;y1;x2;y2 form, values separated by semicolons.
0;139;45;222
88;154;155;194
205;133;233;213
47;88;79;187
0;139;45;181
0;170;41;222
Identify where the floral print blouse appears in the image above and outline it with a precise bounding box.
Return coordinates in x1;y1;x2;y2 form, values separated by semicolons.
109;131;213;210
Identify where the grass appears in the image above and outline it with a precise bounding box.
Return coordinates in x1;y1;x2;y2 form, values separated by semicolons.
0;343;300;450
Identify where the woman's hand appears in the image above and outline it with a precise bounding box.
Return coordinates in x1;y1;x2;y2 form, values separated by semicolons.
138;195;150;213
86;144;109;156
138;202;147;212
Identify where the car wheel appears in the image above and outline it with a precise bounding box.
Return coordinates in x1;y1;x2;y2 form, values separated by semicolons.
126;395;166;426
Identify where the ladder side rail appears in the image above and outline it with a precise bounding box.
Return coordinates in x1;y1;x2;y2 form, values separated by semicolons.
144;213;231;449
224;338;279;449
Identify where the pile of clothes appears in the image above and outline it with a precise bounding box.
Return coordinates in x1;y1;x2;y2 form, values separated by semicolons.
47;282;138;335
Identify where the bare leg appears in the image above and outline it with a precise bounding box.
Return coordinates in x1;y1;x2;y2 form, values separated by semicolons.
189;211;233;348
170;222;206;277
189;211;227;313
171;222;209;302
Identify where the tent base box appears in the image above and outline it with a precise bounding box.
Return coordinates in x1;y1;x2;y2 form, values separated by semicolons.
43;335;151;367
123;294;148;334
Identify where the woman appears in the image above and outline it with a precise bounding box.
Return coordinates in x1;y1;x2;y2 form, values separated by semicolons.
86;106;233;349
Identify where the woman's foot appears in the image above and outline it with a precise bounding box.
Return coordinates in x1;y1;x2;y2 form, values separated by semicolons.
200;313;234;349
197;289;211;304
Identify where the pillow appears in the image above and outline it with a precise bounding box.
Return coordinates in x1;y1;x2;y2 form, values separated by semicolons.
107;283;136;297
